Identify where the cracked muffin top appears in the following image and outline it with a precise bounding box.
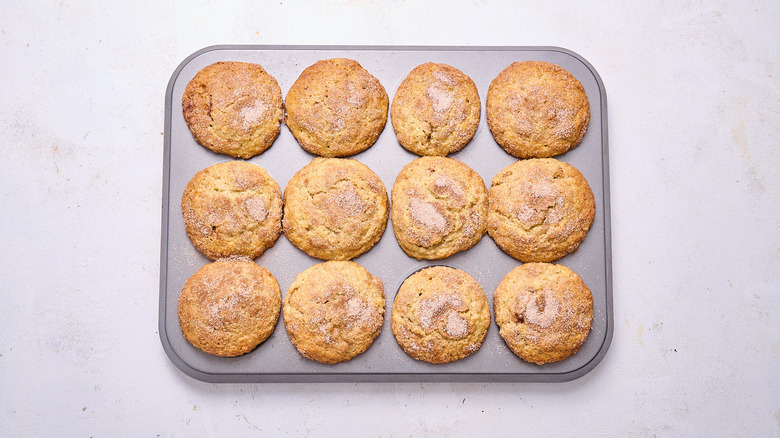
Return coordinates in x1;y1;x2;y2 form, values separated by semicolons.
391;266;490;364
486;61;590;159
283;261;385;364
494;262;593;364
391;156;487;260
178;259;281;357
182;161;283;260
390;62;480;156
182;61;283;159
487;158;595;262
282;158;389;260
285;58;388;157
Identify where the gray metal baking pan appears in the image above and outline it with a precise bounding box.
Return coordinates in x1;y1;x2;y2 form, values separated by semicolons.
159;45;612;383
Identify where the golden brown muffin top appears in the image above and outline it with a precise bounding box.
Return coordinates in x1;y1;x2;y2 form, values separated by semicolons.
391;156;487;260
178;259;281;357
494;262;593;364
391;266;490;364
182;61;283;159
487;61;590;158
285;58;388;157
283;158;389;260
283;261;385;364
487;158;595;262
391;62;480;156
182;161;283;260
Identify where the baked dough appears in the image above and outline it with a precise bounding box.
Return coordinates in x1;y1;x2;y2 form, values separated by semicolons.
182;61;283;159
178;259;281;357
285;58;388;157
391;266;490;364
283;261;385;364
493;262;593;364
391;157;487;260
487;158;595;262
486;61;589;158
283;158;389;260
390;62;480;156
182;161;283;260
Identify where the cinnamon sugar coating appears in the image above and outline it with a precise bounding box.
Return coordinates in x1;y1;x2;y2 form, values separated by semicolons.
182;161;283;260
177;259;281;357
283;158;389;260
486;61;590;158
494;263;593;364
285;58;388;157
390;62;480;156
282;261;385;364
391;157;487;260
182;61;283;159
487;158;595;262
391;266;490;364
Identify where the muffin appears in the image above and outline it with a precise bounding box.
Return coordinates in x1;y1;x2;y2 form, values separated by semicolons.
182;161;283;260
283;158;389;260
284;58;388;157
177;259;281;357
283;261;385;364
487;158;595;262
493;263;593;364
182;61;283;158
486;60;590;158
390;62;480;156
391;266;490;364
391;157;487;259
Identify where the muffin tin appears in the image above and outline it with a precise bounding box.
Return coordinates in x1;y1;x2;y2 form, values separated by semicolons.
159;45;612;382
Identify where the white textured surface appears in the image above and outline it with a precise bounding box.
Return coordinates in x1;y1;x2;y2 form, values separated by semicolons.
1;1;779;436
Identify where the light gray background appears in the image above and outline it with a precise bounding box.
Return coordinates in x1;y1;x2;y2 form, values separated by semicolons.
1;1;778;436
